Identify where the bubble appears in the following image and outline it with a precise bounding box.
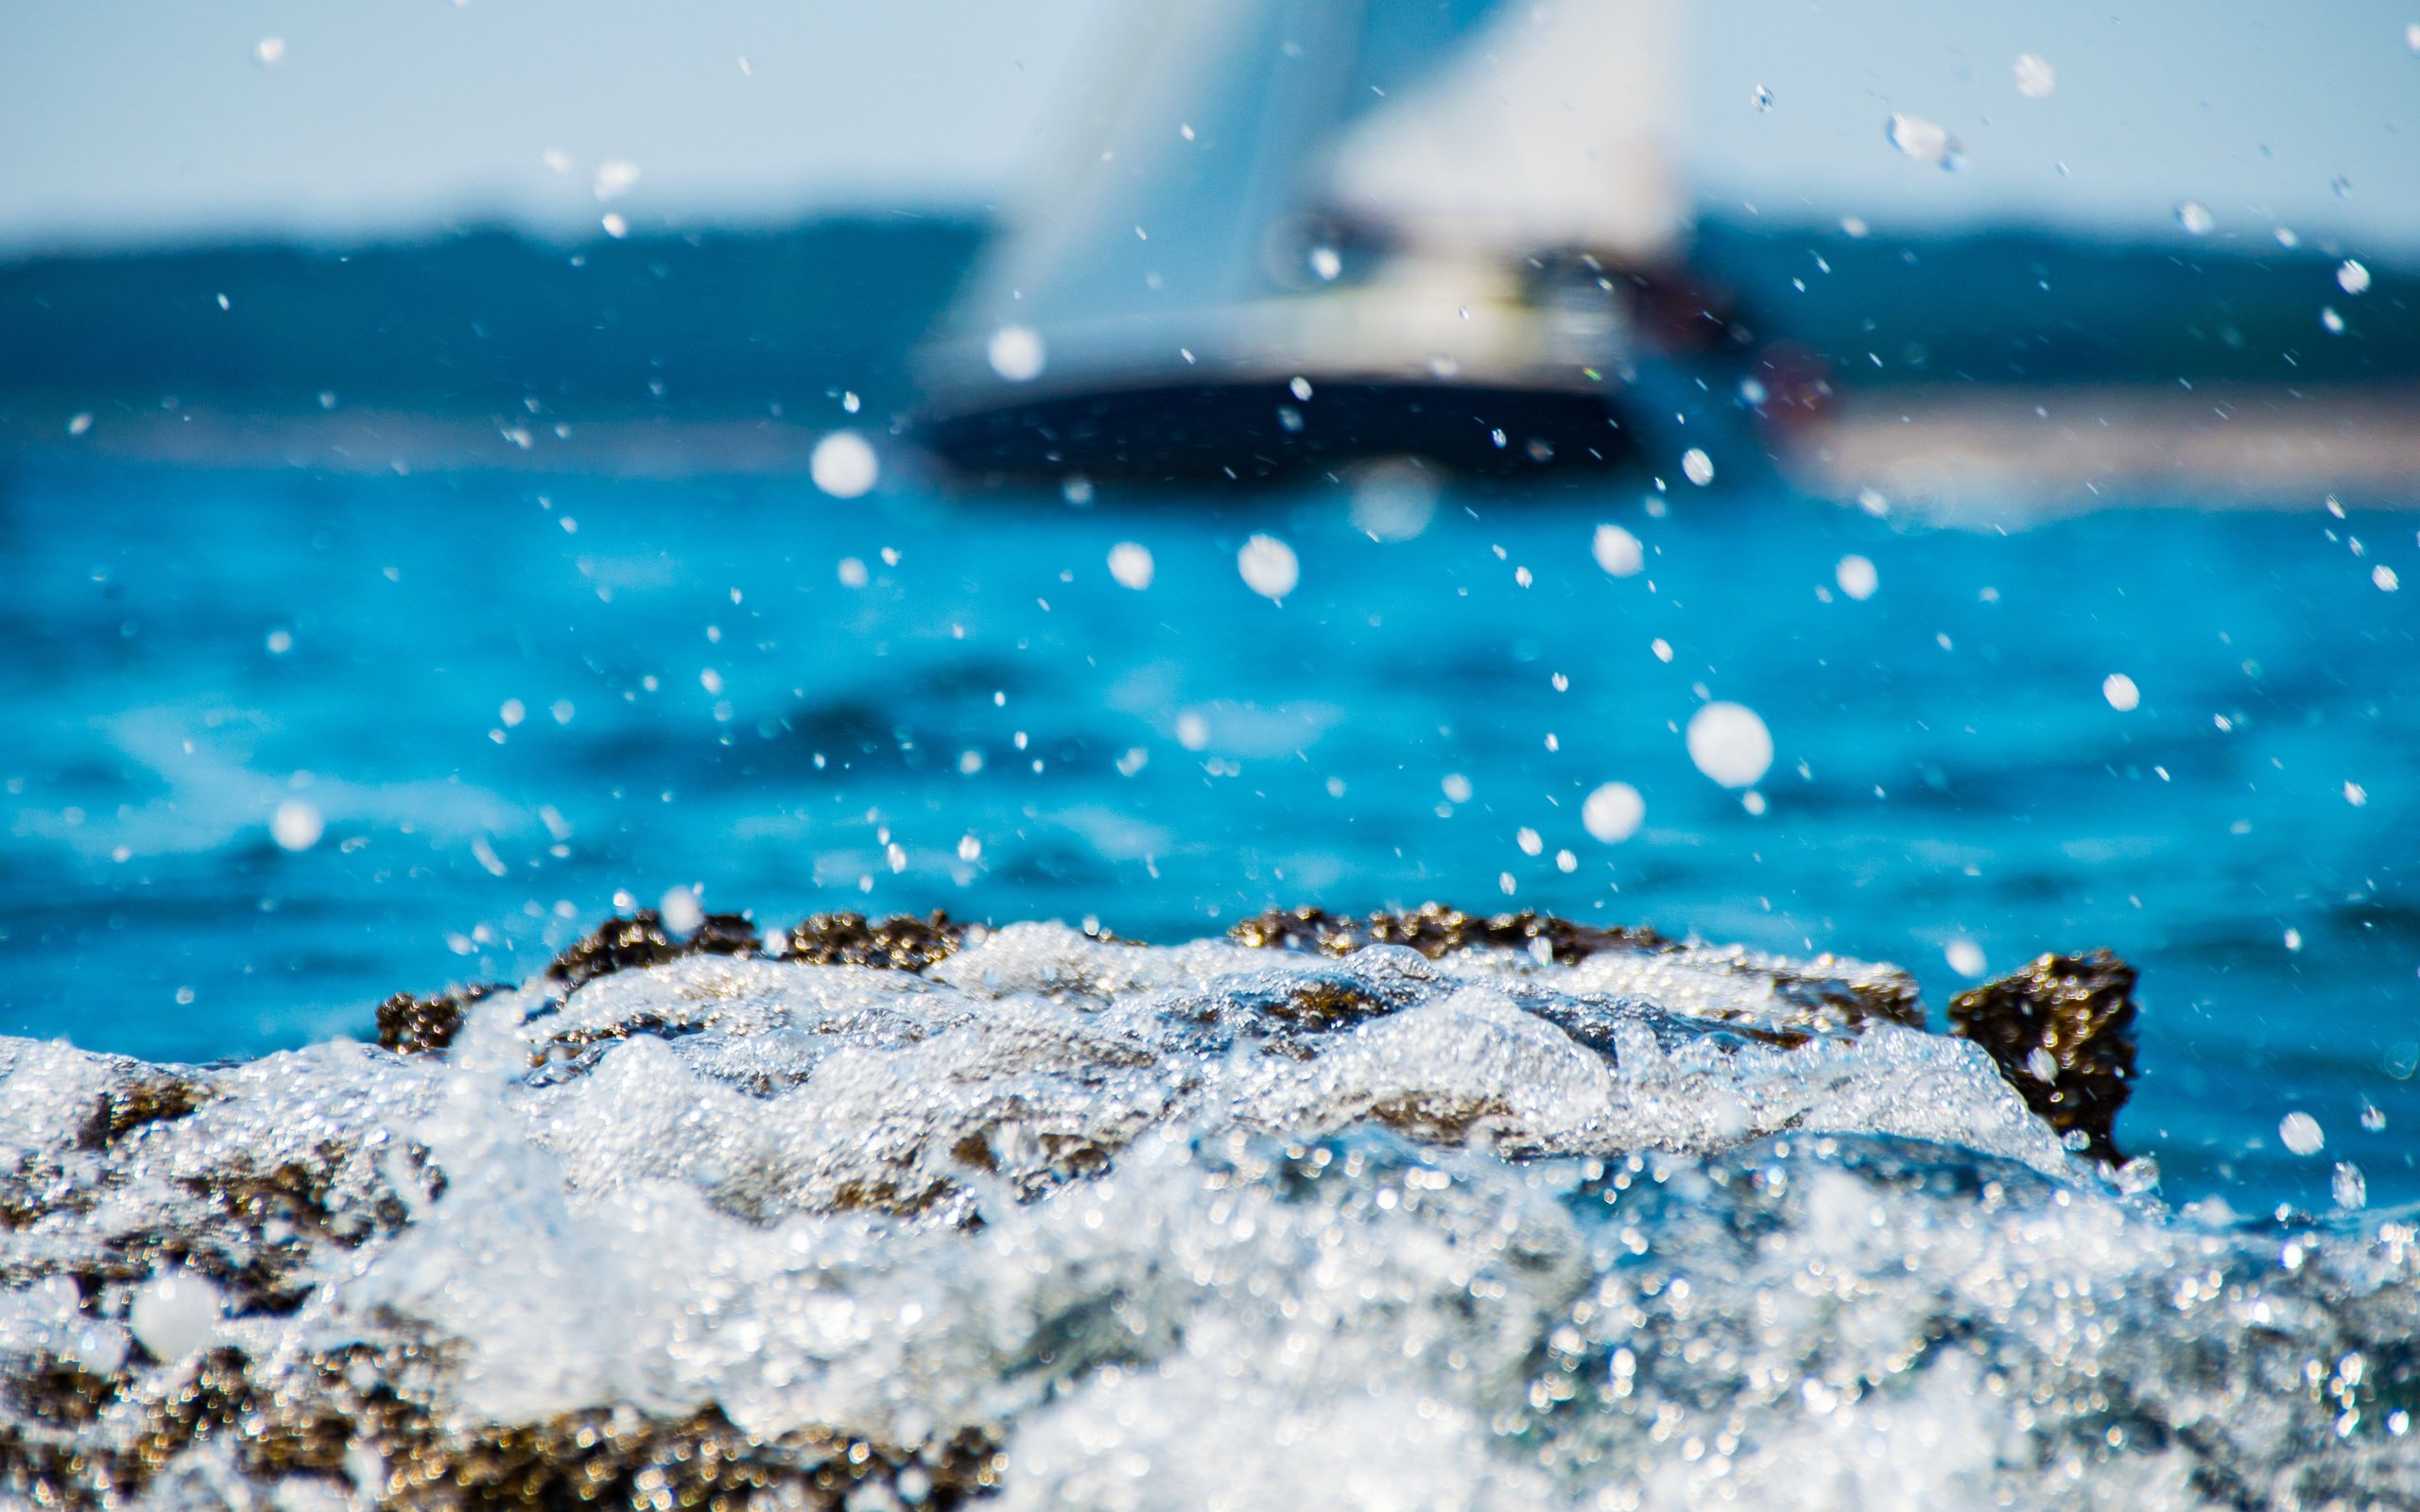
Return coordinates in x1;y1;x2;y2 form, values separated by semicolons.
957;834;982;863
1107;541;1155;591
1592;523;1645;576
1946;939;1987;977
810;432;879;499
660;886;705;936
67;411;94;437
2376;565;2400;593
1175;712;1210;750
1651;638;1673;662
987;325;1046;383
593;161;642;202
2334;259;2372;296
1442;773;1474;804
1681;448;1716;487
1685;702;1774;789
499;698;526;728
600;213;629;239
1582;782;1645;842
2279;1111;2325;1156
2285;928;2303;952
266;627;294;655
2013;53;2055;98
1350;460;1440;541
129;1270;222;1361
1752;84;1773;112
1062;474;1095;507
1237;535;1299;600
2344;781;2368;807
252;35;285;65
2101;674;2140;712
1515;827;1544;856
2321;306;2346;335
1836;555;1878;600
1886;113;1963;170
270;799;323;852
836;558;870;589
1307;246;1342;282
2174;201;2214;236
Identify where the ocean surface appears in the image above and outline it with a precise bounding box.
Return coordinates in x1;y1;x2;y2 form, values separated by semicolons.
7;454;2414;1209
4;448;2419;1507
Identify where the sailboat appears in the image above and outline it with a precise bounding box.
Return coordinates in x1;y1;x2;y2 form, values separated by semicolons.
914;0;1769;485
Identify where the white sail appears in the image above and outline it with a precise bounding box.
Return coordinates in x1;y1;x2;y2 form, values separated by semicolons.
1320;0;1685;265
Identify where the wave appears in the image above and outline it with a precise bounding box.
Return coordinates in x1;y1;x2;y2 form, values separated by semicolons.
1;907;2411;1509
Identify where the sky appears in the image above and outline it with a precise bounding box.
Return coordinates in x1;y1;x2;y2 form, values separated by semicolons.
4;0;2416;255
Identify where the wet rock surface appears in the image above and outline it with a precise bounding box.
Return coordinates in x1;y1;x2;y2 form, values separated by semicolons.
1947;949;2140;1163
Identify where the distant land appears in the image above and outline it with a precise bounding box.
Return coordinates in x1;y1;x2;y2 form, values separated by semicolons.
1;213;2413;504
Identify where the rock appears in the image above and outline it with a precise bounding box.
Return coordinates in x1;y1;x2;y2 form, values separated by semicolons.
1948;950;2139;1163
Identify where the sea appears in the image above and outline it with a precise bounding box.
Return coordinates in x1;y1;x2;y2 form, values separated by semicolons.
3;446;2417;1508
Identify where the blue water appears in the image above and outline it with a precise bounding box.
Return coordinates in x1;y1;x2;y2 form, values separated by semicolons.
4;455;2414;1211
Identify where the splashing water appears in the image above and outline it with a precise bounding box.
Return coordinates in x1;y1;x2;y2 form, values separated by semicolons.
2;919;2415;1510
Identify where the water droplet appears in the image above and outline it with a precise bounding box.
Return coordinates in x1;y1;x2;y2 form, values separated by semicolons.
2333;1161;2367;1211
2338;259;2372;295
1685;702;1773;788
660;887;704;936
2013;54;2055;98
987;325;1046;383
129;1270;222;1361
1349;460;1438;541
593;161;642;201
810;432;879;498
1107;541;1154;591
1835;555;1878;600
1592;523;1644;576
1886;113;1962;170
2174;201;2214;236
270;799;323;852
2102;673;2140;712
2280;1110;2325;1156
1236;535;1299;600
1582;782;1643;843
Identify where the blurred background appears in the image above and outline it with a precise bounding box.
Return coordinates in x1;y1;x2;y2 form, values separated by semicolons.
3;0;2415;1212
